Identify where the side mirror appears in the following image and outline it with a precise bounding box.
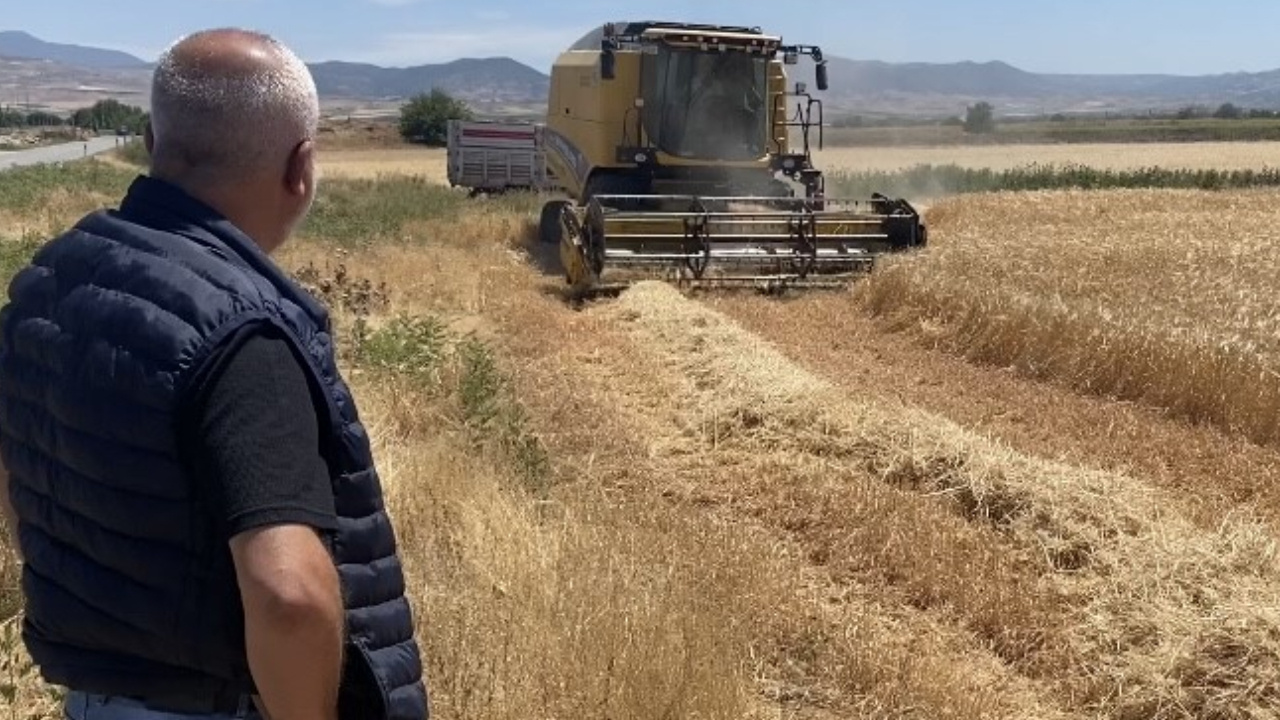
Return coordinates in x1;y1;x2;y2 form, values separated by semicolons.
600;41;616;80
815;61;829;91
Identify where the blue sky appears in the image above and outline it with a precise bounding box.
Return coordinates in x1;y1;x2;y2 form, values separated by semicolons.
4;0;1278;75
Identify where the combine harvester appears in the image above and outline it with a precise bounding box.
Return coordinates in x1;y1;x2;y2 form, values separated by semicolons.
533;20;928;294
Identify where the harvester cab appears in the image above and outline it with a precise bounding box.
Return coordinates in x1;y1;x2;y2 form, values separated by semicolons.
538;20;927;294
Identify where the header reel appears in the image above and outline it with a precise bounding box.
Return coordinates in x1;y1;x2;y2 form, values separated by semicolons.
555;192;926;295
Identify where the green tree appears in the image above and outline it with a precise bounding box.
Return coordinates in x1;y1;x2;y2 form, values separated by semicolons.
963;101;996;134
1176;105;1203;120
24;111;63;127
1214;102;1243;120
70;99;147;133
399;89;474;145
0;108;24;128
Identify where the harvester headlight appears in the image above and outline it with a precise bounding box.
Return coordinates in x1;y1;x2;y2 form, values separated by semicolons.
782;158;796;170
634;152;649;163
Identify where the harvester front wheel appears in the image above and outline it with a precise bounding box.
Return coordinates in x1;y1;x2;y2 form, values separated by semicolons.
539;199;570;245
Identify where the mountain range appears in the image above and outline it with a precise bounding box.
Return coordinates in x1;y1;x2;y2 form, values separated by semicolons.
0;31;147;69
5;29;1280;116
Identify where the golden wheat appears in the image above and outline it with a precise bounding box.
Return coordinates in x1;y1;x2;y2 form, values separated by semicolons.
859;187;1280;447
318;147;449;182
814;141;1280;172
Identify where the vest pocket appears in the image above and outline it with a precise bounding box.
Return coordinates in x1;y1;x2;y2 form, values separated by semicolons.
338;637;390;719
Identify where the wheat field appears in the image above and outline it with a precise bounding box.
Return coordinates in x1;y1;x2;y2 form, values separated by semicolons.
2;148;1280;719
318;146;449;182
857;188;1280;447
813;140;1280;172
308;140;1280;186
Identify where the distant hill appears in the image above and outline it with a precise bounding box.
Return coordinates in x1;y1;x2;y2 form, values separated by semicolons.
10;30;1280;117
819;58;1280;115
0;30;147;69
309;57;549;105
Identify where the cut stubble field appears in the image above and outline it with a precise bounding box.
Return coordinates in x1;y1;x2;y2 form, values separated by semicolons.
2;146;1280;719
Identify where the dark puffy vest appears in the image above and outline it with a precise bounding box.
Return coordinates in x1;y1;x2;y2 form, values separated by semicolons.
0;176;428;719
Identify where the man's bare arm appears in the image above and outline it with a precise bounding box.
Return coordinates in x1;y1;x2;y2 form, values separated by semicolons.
230;524;343;720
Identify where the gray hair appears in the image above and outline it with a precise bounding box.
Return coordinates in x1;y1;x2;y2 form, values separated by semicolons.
149;29;319;183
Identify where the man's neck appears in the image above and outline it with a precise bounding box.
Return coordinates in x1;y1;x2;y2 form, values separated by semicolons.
151;170;279;254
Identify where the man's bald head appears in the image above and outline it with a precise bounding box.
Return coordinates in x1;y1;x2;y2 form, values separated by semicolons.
149;28;319;187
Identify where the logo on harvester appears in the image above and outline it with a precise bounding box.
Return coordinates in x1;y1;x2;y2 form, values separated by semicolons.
543;128;589;184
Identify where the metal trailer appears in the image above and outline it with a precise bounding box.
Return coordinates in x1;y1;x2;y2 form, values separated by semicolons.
446;119;552;193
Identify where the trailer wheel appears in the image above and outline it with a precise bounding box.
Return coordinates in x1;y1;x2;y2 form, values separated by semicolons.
539;200;570;245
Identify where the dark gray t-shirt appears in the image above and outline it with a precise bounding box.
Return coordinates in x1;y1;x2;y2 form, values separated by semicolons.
179;324;338;541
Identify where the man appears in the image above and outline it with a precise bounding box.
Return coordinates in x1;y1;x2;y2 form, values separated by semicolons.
0;28;428;720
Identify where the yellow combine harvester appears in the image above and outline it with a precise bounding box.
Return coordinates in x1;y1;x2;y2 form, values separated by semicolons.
537;20;927;293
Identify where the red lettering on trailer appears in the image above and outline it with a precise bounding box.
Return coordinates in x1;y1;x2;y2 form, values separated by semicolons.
462;129;535;139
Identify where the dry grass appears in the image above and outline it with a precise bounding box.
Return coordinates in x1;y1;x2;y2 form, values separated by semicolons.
814;141;1280;173
0;186;122;238
315;117;405;151
351;374;768;720
859;188;1280;448
318;147;449;182
275;230;783;720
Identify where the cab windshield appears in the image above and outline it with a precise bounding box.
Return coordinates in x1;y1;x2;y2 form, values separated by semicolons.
641;48;769;161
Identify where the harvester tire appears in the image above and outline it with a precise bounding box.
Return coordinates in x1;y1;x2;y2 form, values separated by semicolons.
539;200;569;245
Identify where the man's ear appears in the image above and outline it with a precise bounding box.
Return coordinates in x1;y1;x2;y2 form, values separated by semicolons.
285;139;315;197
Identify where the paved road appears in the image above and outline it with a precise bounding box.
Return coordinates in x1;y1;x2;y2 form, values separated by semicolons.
0;136;130;172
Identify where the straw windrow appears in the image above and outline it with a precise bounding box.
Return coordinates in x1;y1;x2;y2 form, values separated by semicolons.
604;280;1280;718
